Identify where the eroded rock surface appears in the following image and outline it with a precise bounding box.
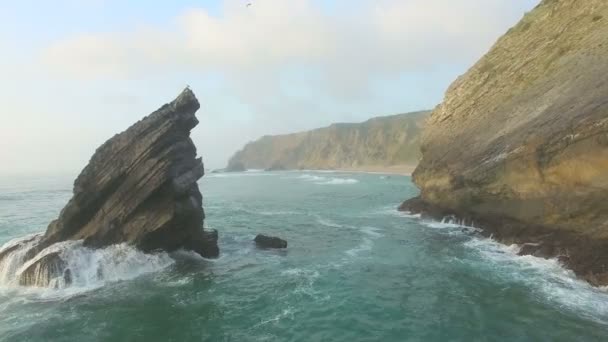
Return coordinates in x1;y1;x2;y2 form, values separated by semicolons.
0;88;218;287
400;0;608;285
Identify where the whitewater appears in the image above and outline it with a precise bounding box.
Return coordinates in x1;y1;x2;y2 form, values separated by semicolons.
0;171;607;341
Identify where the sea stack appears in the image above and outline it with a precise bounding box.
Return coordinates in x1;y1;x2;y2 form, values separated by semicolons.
400;0;608;285
1;88;218;287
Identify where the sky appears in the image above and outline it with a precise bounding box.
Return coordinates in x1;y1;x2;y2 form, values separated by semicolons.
0;0;539;175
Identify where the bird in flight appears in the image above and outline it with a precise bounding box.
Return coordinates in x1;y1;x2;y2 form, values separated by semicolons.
246;3;252;7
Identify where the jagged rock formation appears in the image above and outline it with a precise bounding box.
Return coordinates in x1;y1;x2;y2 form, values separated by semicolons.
400;0;608;284
0;88;218;287
227;111;428;171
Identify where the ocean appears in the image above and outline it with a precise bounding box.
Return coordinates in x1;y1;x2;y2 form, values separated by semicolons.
1;171;608;341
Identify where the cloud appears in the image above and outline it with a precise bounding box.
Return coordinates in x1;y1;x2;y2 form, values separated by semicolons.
41;0;530;83
4;0;538;171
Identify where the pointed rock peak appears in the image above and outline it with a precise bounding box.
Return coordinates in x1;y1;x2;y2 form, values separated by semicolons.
171;87;200;114
0;89;218;288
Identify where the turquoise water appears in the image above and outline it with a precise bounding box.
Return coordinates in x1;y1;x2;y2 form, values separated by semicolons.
1;171;608;341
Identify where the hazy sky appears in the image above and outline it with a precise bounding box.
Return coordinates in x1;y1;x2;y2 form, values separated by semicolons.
0;0;538;175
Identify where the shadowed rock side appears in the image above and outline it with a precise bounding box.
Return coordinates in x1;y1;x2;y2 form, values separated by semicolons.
254;234;287;249
0;88;218;287
226;111;429;171
400;0;608;285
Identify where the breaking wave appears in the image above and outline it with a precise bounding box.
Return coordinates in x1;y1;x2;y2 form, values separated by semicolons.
297;174;359;185
409;215;608;323
0;234;173;293
464;237;608;323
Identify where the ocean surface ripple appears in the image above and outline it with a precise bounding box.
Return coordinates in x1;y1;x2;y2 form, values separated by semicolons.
0;171;607;341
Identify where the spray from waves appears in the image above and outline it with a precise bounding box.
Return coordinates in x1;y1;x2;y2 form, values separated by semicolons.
464;237;608;324
420;216;482;234
0;235;173;295
409;214;608;323
0;233;42;284
356;205;422;219
297;174;359;185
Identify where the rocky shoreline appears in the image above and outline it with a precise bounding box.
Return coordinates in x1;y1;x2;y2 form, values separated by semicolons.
400;0;608;286
399;197;608;286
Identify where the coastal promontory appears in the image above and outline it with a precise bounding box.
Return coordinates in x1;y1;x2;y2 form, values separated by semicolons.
400;0;608;284
227;111;428;172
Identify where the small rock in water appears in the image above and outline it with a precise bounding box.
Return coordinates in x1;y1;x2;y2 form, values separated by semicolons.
254;234;287;249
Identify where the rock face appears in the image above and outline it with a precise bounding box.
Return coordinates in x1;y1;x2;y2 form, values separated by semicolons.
254;235;287;249
400;0;608;285
0;88;218;287
227;111;428;171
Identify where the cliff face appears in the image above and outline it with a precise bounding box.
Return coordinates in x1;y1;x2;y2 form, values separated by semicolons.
400;0;608;284
227;111;428;171
0;88;218;287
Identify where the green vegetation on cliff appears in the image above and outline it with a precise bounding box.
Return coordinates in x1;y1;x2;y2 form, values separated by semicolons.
402;0;608;284
227;111;428;171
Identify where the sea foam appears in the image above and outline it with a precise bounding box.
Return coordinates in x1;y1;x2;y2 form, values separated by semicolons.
297;174;359;185
0;235;173;294
410;214;608;323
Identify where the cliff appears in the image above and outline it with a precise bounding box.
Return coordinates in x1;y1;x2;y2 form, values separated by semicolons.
0;88;218;287
227;111;428;171
400;0;608;284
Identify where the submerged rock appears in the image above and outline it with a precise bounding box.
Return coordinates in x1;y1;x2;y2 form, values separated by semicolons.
400;0;608;285
254;234;287;249
0;88;219;287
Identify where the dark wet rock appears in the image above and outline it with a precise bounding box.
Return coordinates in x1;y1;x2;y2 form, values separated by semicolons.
19;251;71;288
1;88;219;287
197;229;220;258
518;243;542;257
254;234;287;249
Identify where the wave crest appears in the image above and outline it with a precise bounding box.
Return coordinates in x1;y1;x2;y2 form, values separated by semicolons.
0;235;173;292
297;174;359;185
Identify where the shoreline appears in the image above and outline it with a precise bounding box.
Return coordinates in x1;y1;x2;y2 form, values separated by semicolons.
399;196;608;287
306;165;416;176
